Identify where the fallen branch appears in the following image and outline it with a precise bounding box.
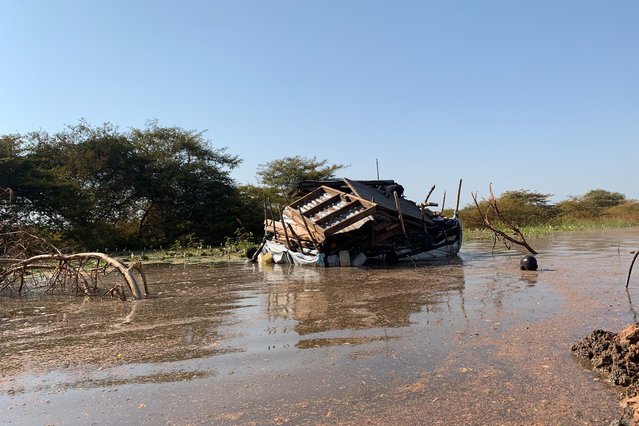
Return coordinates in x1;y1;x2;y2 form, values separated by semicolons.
1;187;147;300
471;185;538;255
1;252;147;299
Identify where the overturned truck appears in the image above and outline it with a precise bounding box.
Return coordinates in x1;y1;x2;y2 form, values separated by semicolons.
252;178;462;267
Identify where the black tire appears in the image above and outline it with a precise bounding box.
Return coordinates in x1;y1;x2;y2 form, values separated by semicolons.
246;246;258;259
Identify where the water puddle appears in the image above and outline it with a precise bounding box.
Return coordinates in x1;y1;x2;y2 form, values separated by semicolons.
2;228;639;424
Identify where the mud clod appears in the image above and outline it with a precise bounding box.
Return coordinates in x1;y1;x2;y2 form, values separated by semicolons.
573;324;639;425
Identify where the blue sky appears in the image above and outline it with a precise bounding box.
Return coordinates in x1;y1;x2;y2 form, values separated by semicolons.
2;1;637;207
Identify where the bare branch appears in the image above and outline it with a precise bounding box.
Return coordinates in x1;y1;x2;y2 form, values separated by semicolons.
1;187;147;299
1;253;146;299
627;251;639;288
472;187;538;255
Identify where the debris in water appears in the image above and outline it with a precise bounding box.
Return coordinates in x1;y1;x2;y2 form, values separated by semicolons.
252;178;463;266
520;255;538;271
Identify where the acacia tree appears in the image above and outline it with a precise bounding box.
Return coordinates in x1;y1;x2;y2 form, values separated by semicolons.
0;134;83;236
128;121;243;246
557;189;626;219
460;189;556;228
256;155;348;204
2;120;245;249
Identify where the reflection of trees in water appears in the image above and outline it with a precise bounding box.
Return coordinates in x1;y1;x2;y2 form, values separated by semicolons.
265;265;466;336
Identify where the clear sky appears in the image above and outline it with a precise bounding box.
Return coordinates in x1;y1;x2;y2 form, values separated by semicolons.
2;1;637;208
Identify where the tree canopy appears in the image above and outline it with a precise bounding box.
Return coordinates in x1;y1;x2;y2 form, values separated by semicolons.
460;189;555;228
256;156;348;202
557;189;626;219
1;120;246;249
3;120;639;250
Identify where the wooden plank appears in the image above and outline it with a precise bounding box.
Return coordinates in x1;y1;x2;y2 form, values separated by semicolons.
296;207;321;249
286;222;304;249
315;200;357;226
283;185;379;243
279;206;292;249
345;178;425;222
292;185;376;213
289;185;341;211
323;208;376;237
286;220;312;241
264;219;285;238
268;199;277;239
264;219;286;244
266;218;317;243
393;191;408;238
302;193;341;217
284;207;326;242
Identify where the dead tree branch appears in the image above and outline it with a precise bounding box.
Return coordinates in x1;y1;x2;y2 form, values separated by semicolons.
0;253;147;299
1;187;147;299
471;185;538;255
627;251;639;288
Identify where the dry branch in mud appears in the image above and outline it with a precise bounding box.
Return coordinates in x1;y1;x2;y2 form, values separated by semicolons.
627;251;639;289
1;187;147;300
0;253;147;300
471;185;538;255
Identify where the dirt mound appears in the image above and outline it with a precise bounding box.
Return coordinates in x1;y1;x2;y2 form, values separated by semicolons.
572;324;639;425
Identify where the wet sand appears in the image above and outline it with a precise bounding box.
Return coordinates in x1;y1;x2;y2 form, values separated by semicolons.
3;228;639;425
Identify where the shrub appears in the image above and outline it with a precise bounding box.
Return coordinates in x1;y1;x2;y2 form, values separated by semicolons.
602;200;639;225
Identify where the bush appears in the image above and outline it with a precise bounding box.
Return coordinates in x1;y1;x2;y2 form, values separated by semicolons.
602;201;639;225
459;189;556;229
223;228;257;253
557;189;626;220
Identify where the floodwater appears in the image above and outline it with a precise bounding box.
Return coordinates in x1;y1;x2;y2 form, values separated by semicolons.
3;229;639;425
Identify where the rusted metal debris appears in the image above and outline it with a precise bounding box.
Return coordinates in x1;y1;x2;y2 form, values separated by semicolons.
253;178;463;267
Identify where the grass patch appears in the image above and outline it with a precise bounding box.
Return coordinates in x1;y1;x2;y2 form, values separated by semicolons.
118;248;248;266
463;219;637;240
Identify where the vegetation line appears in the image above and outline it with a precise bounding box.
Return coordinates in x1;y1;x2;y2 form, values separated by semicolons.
2;120;639;252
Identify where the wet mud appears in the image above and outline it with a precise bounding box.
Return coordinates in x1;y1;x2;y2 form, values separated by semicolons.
573;324;639;424
2;228;639;424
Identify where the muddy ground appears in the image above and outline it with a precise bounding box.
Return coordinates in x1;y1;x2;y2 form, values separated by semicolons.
572;323;639;425
2;228;639;425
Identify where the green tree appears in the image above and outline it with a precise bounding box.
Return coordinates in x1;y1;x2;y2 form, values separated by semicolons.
459;189;556;228
494;190;556;226
602;201;639;224
235;184;272;236
0;134;22;157
0;134;83;235
581;189;625;210
129;121;243;246
3;120;246;249
256;155;348;203
557;189;625;219
24;122;141;247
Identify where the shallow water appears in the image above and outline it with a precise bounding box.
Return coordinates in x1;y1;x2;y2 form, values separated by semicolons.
2;228;639;424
